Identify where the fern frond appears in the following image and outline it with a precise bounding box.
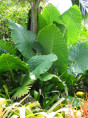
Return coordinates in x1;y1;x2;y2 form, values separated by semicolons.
12;85;30;99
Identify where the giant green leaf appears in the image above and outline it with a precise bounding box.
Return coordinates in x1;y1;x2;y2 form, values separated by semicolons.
42;3;62;25
38;24;68;73
27;53;58;78
60;5;82;46
0;53;29;73
68;41;88;74
9;20;42;59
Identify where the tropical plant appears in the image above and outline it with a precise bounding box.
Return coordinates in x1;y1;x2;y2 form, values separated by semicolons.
7;4;78;99
1;3;88;110
8;3;86;99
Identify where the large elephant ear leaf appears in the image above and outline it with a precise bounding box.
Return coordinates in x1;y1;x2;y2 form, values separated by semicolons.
68;41;88;75
60;5;82;46
9;20;42;59
38;24;68;73
0;53;29;73
27;53;58;78
42;3;62;25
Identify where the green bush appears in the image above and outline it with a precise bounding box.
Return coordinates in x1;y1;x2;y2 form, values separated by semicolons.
0;0;30;39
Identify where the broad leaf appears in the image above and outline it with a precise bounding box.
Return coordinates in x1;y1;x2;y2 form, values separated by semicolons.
38;24;68;73
40;74;65;89
38;13;48;32
0;53;29;73
68;41;88;74
9;20;42;59
27;53;58;78
0;40;16;55
60;5;82;46
42;3;62;25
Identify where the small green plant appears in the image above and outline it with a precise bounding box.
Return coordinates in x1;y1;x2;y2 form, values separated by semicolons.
0;95;65;118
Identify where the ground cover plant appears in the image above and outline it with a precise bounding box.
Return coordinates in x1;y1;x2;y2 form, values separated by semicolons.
0;0;88;117
0;93;88;117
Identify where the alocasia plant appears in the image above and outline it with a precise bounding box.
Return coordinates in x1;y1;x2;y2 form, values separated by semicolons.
1;3;86;99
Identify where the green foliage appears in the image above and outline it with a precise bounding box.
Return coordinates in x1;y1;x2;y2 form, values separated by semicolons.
1;2;88;107
12;76;33;99
30;79;65;109
27;53;58;78
13;86;29;99
42;3;61;25
0;40;16;55
1;2;88;115
9;20;42;59
0;53;31;99
53;21;66;34
60;5;82;46
41;74;65;89
0;53;29;73
0;0;30;39
0;47;8;56
68;40;88;75
1;95;85;118
38;24;68;73
0;96;66;118
27;53;57;72
63;95;83;106
38;13;48;32
77;26;88;42
8;4;85;100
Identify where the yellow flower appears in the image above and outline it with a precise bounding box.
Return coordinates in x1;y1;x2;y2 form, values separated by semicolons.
76;92;85;98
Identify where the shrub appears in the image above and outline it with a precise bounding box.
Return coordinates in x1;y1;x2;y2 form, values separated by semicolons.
0;0;30;39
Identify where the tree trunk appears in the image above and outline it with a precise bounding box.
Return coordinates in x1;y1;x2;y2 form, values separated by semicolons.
28;0;39;34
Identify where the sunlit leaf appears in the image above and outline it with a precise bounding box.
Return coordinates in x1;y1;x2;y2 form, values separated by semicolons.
60;5;82;46
0;53;29;73
42;3;61;25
